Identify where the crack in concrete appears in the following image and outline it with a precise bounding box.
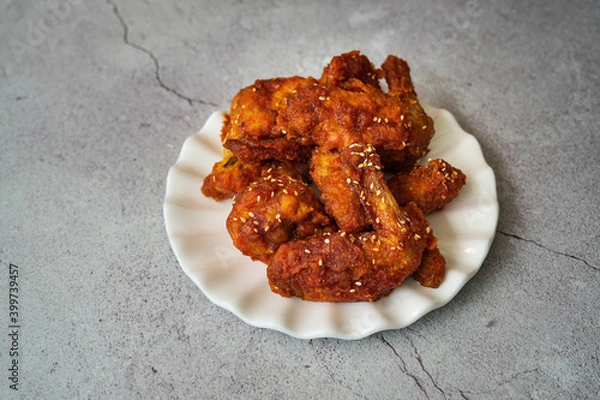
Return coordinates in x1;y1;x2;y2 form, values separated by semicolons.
498;231;598;272
403;334;447;399
105;0;218;108
379;335;431;398
457;389;471;400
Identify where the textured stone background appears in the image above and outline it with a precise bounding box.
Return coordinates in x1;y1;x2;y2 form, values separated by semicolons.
1;0;598;398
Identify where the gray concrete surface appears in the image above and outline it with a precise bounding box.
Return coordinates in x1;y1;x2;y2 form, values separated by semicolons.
1;0;598;398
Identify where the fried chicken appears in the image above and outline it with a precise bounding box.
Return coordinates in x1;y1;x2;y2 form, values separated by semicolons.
309;146;370;233
218;51;434;171
267;144;430;302
201;148;263;201
222;76;316;162
199;51;467;302
387;158;467;215
226;168;334;264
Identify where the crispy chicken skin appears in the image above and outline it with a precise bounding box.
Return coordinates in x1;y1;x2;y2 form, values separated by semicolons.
226;169;334;264
412;246;446;288
200;51;467;301
223;76;316;162
309;147;370;233
318;50;383;89
201;148;263;201
387;158;467;215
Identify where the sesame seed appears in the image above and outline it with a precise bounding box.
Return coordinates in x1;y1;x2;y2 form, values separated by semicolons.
248;212;255;218
240;217;247;223
304;249;311;254
355;281;362;286
324;238;330;244
318;259;323;266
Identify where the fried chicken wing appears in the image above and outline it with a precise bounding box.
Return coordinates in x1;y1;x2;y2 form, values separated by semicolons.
387;158;467;214
226;170;334;263
412;246;446;288
319;50;383;89
223;76;316;162
309;147;370;233
201;148;263;201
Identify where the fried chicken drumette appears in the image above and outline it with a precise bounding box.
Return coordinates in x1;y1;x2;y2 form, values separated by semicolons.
226;167;334;264
387;158;467;215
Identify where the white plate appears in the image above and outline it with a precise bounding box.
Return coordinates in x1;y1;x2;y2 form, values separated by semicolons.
163;104;498;340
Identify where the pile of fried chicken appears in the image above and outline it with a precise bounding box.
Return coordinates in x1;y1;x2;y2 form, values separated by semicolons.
201;51;466;302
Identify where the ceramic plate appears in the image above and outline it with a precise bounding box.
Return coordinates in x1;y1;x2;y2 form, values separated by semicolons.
163;104;498;339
